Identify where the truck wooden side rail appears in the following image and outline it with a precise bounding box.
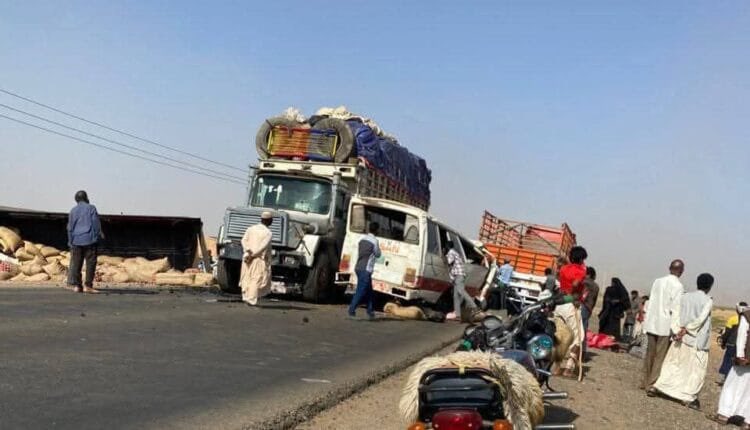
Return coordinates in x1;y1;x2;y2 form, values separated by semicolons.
478;211;577;275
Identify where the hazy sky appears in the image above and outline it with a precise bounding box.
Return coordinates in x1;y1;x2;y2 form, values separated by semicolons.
1;1;748;305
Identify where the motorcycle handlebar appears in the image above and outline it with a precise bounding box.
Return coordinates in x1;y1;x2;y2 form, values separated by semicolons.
542;391;569;400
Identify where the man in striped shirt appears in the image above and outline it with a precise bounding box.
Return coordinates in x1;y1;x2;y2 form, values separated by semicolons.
445;241;478;322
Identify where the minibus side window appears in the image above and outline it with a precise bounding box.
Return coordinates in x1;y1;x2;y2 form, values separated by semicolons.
352;204;420;244
426;221;440;255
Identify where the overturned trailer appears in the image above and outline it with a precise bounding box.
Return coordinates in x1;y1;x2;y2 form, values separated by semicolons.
0;206;209;271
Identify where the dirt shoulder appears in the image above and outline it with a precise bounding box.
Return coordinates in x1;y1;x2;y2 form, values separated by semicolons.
299;317;733;430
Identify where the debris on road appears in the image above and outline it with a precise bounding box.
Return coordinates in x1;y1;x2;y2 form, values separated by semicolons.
302;378;332;384
0;226;215;287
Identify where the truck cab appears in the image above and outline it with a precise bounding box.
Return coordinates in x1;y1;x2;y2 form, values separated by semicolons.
216;160;356;302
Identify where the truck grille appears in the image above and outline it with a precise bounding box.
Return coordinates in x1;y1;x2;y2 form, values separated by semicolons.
226;212;286;246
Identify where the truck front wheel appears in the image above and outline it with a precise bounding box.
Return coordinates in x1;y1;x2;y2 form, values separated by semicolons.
303;253;333;303
217;258;241;294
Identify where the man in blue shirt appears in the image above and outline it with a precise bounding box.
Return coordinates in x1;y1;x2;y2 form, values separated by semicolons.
348;222;381;319
498;259;514;287
67;190;102;293
479;258;515;310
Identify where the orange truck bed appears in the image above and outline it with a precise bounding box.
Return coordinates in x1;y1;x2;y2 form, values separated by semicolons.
479;211;576;275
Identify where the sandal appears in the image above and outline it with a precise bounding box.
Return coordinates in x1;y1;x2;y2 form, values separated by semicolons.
705;412;728;425
561;370;577;379
683;399;701;410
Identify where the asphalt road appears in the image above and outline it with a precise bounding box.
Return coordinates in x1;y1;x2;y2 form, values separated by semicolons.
0;286;462;430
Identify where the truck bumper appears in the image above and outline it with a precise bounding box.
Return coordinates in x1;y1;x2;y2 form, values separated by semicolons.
269;252;310;295
270;281;302;295
219;242;309;295
335;272;442;304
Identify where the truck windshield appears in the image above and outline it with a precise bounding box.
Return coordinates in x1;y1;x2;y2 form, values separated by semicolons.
251;175;332;214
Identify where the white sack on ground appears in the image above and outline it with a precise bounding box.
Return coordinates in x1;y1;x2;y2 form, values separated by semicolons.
193;273;215;286
154;272;195;286
384;302;425;320
42;260;66;276
40;246;60;258
21;263;44;276
0;227;22;254
26;273;50;282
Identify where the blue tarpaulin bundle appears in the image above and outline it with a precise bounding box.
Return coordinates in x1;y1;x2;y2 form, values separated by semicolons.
348;120;431;205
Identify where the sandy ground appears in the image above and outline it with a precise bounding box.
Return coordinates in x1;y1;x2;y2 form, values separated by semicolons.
298;310;738;430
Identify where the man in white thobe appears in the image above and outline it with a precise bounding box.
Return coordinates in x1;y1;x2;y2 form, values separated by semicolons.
651;273;714;409
240;211;273;306
641;259;685;390
710;304;750;427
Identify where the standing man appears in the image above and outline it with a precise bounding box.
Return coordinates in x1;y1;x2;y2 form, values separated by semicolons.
543;267;557;292
623;290;640;341
497;259;514;290
445;241;479;322
651;273;715;409
348;222;381;319
67;190;102;294
553;245;588;379
479;258;514;310
240;211;273;306
708;303;750;428
581;266;600;344
717;302;747;385
641;259;685;390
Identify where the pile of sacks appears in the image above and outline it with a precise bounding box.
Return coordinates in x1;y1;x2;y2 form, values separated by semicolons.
0;226;214;286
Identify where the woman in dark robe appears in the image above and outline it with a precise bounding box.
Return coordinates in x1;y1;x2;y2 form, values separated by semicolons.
598;277;631;340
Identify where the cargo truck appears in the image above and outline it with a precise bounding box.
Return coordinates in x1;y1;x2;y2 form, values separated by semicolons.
216;110;431;302
478;211;576;306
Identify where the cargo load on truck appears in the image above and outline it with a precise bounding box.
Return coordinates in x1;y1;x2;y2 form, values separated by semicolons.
254;106;431;209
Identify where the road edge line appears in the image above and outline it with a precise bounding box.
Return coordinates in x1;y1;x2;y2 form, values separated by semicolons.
246;333;461;430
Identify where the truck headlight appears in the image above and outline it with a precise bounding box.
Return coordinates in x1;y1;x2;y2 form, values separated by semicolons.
527;334;554;360
282;256;298;266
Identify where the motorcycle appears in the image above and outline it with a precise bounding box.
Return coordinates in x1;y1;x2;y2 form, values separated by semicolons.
404;292;574;430
459;291;562;390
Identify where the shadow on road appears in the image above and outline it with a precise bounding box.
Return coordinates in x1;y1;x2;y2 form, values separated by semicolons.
544;403;579;426
204;297;314;311
101;288;159;295
258;303;314;311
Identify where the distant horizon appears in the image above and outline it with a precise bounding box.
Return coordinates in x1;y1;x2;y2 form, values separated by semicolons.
2;2;747;306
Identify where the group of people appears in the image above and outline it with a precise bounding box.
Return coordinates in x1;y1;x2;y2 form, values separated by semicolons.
632;259;750;429
66;195;750;426
61;189;278;307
